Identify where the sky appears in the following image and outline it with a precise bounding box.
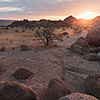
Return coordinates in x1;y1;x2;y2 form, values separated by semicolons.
0;0;100;20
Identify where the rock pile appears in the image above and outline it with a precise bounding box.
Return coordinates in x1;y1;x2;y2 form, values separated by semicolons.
70;26;100;61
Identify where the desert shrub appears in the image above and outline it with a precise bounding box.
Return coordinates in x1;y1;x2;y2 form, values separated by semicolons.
31;28;34;31
35;24;62;46
25;27;27;30
62;27;66;31
56;26;60;29
38;26;41;29
22;30;25;32
5;27;8;30
11;26;14;29
73;26;83;34
15;30;19;32
28;27;32;29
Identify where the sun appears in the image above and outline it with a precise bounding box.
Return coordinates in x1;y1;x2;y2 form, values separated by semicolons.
78;12;95;19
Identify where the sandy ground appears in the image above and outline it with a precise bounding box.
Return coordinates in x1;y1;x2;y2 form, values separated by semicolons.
0;28;100;99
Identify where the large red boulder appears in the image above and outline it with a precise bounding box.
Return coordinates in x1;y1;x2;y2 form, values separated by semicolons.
0;81;39;100
45;79;71;100
86;26;100;47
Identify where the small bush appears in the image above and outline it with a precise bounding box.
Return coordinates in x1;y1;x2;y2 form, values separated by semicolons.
11;26;14;29
31;28;34;31
5;27;8;30
15;30;19;32
22;30;25;32
62;27;66;31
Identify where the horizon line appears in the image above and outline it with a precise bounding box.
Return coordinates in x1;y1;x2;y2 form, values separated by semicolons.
0;15;100;21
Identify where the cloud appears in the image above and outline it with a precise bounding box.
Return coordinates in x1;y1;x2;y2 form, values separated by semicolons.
0;0;100;20
0;0;13;2
0;6;23;12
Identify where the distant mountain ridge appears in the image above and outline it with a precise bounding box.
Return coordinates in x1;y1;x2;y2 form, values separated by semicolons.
6;15;100;27
0;20;16;26
9;16;78;27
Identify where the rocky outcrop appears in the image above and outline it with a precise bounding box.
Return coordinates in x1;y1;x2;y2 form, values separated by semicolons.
59;93;98;100
44;78;71;100
70;37;90;54
86;26;100;47
0;81;38;100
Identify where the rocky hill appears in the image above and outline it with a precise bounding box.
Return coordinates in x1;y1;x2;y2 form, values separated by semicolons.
8;15;100;28
9;16;78;28
91;16;100;26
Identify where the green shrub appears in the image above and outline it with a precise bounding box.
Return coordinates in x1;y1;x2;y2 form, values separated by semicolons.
5;27;8;30
35;24;62;46
22;30;25;32
15;30;19;32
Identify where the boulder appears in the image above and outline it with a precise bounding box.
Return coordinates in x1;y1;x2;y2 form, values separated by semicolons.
45;78;71;100
14;68;34;80
89;46;100;53
97;52;100;61
86;26;100;47
84;76;100;99
0;81;38;100
94;47;100;53
83;53;98;61
70;37;90;54
59;93;98;100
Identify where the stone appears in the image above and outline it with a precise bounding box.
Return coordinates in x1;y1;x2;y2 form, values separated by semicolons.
86;26;100;47
0;81;39;100
84;76;100;99
45;78;71;100
59;93;98;100
97;52;100;61
14;68;34;80
62;32;69;35
83;53;98;61
70;37;90;54
20;44;31;51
